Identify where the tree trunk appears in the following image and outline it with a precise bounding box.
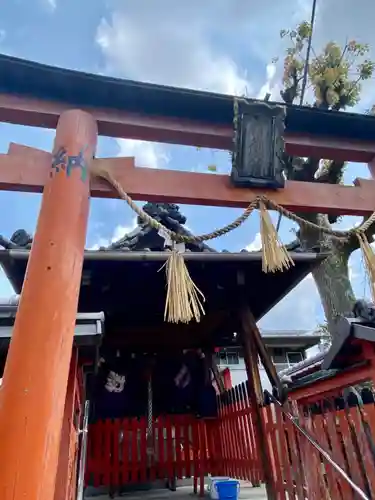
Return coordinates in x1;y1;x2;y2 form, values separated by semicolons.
298;214;355;337
312;249;355;335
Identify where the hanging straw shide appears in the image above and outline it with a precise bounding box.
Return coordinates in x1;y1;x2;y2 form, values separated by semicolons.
357;231;375;301
259;200;294;273
161;248;205;323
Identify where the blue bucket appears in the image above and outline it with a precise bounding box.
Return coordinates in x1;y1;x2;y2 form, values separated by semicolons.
215;480;240;500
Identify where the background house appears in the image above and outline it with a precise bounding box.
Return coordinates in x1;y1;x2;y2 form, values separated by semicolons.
216;329;321;391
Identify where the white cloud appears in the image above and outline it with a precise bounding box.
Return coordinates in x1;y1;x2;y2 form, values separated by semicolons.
245;228;321;328
89;217;138;250
96;2;253;96
246;232;262;252
96;0;375;110
45;0;56;10
259;273;322;330
295;0;320;20
0;30;6;43
116;138;169;169
256;63;280;100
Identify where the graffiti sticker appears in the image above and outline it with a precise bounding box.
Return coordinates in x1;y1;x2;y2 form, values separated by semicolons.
51;147;88;182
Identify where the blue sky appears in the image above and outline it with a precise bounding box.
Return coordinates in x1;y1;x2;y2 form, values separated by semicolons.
0;0;374;331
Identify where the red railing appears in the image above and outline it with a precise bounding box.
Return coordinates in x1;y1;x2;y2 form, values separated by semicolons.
85;382;375;498
263;399;375;499
209;382;263;486
85;382;265;496
85;414;208;496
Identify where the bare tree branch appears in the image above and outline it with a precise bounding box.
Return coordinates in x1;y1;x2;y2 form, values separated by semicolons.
280;66;301;104
289;157;320;182
316;160;346;185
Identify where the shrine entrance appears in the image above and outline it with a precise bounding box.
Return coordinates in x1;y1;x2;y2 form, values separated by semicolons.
0;241;324;499
1;54;375;500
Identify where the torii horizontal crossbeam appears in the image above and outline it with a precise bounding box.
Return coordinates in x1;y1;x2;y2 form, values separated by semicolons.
2;143;375;216
0;94;375;162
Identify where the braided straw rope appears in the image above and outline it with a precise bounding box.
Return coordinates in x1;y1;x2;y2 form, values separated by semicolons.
95;168;375;244
264;197;375;239
93;166;375;319
95;168;259;244
263;197;375;300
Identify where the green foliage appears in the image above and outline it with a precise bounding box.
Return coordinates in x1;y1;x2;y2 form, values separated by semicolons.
273;24;375;336
275;24;375;335
278;23;375;190
279;23;311;101
279;22;375;110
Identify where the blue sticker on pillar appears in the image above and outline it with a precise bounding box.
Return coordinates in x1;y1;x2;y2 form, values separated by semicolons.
51;147;88;182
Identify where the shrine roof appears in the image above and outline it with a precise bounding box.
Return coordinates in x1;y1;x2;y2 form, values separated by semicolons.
0;247;326;350
283;305;375;397
0;307;103;368
0;202;328;350
1;53;375;143
280;348;327;380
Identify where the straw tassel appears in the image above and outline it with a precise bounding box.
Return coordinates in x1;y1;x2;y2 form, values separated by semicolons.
357;231;375;301
259;201;294;273
162;249;205;323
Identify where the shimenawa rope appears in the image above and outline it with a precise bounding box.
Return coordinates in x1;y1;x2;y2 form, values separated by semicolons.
92;166;375;322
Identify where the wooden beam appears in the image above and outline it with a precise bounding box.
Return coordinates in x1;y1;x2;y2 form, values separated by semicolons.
285;133;375;163
3;143;375;215
0;94;375;162
0;93;230;150
207;353;226;394
240;306;282;400
240;307;276;498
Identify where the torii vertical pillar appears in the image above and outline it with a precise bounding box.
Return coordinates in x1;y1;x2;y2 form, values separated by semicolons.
0;110;97;499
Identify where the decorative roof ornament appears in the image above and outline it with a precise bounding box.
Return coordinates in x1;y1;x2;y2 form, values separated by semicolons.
107;203;215;253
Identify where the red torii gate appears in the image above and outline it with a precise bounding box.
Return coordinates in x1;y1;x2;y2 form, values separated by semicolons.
0;55;375;499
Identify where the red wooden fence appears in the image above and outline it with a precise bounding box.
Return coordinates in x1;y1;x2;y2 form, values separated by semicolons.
209;382;263;486
84;382;375;499
84;382;264;496
264;399;375;499
86;414;208;496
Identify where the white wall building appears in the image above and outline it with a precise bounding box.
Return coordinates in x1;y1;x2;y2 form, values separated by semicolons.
216;329;321;391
